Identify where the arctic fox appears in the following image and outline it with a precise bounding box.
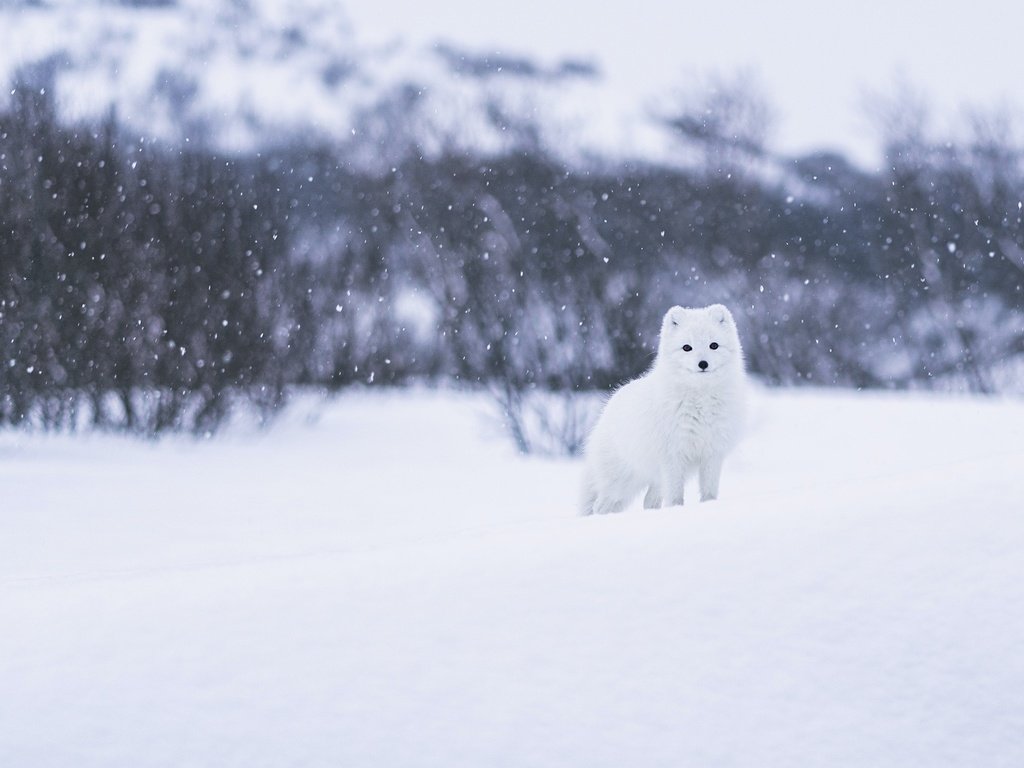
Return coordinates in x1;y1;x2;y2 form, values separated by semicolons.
581;304;746;515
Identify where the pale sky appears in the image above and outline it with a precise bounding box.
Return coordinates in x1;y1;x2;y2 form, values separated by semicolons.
345;0;1024;167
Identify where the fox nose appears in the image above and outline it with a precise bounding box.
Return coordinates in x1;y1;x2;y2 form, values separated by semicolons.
699;360;709;370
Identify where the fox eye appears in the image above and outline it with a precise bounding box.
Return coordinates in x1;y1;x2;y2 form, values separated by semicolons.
710;342;719;350
682;344;692;352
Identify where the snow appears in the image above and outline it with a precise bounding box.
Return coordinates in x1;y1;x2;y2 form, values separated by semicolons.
3;387;1024;767
5;0;1023;167
0;1;618;163
344;0;1024;168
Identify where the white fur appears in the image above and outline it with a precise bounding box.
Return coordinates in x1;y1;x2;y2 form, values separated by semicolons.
581;304;746;515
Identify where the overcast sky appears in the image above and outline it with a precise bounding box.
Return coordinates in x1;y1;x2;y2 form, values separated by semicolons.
345;0;1024;167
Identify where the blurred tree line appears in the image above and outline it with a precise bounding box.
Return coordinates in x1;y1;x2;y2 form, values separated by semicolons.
1;71;1022;434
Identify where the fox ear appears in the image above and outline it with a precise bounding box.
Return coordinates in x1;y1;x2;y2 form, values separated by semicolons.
707;304;734;325
663;305;685;328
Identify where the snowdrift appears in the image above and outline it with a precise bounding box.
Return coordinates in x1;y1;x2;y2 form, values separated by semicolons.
2;388;1023;767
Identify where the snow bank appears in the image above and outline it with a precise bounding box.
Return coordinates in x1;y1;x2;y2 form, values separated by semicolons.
2;388;1023;767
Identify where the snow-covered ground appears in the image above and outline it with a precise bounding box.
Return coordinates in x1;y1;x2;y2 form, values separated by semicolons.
2;387;1024;767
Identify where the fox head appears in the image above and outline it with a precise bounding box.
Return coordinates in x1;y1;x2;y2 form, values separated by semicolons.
657;304;744;381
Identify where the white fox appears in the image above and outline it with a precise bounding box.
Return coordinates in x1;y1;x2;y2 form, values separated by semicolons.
581;304;746;515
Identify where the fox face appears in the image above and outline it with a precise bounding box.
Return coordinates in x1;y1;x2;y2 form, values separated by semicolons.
658;304;743;380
